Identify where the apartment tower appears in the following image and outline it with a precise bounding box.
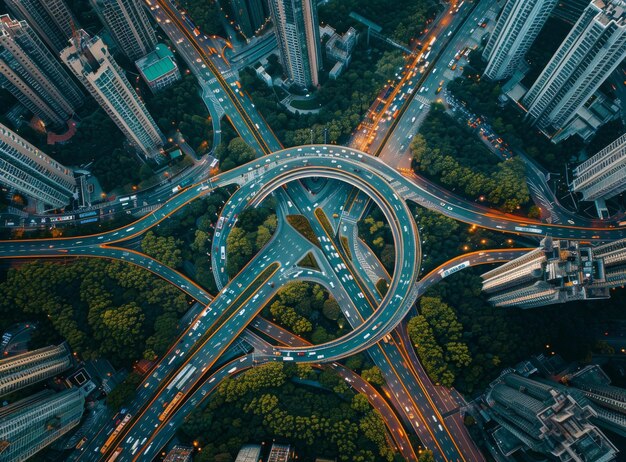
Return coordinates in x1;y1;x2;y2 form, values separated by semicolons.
0;15;84;126
61;30;164;158
268;0;321;88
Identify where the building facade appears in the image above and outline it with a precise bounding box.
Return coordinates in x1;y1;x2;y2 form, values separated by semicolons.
570;133;626;203
482;237;626;308
0;15;84;127
135;43;181;93
268;0;321;88
0;389;84;462
0;122;76;209
481;370;618;460
0;344;72;398
90;0;157;61
61;30;164;158
522;0;626;136
230;0;267;37
551;0;591;24
4;0;78;53
482;0;558;81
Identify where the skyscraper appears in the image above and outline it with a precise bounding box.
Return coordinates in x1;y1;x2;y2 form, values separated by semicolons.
231;0;267;37
482;237;626;308
268;0;321;88
0;122;76;209
4;0;78;53
523;0;626;135
0;344;72;398
61;30;164;158
0;15;84;127
552;0;591;24
570;133;626;204
482;0;558;81
0;389;84;462
90;0;157;61
481;371;618;461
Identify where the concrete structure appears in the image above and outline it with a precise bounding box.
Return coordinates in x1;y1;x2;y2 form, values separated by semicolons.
482;0;558;81
0;15;84;127
571;133;626;208
482;371;618;461
481;238;611;308
324;26;358;66
4;0;78;53
90;0;157;61
522;0;626;137
230;0;267;38
267;443;291;462
61;30;164;158
551;92;621;144
552;0;591;24
268;0;321;88
0;122;76;209
163;445;193;462
234;444;262;462
483;237;626;308
0;388;84;462
0;344;72;398
135;43;181;93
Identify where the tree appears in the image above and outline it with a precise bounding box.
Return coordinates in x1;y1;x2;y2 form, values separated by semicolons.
419;450;435;462
351;393;371;413
361;366;386;387
322;298;341;320
142;231;183;268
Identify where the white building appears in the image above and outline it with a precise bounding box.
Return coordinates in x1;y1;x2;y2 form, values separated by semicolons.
61;30;164;158
4;0;78;53
571;133;626;212
523;0;626;136
90;0;157;61
0;123;76;209
0;389;84;462
268;0;321;88
0;344;72;398
483;0;558;81
0;15;84;126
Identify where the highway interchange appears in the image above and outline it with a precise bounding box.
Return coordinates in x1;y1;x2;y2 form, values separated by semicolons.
2;0;626;461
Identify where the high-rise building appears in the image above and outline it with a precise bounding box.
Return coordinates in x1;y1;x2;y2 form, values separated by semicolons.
0;389;84;462
482;371;618;461
482;0;558;81
231;0;267;37
268;0;321;88
570;133;626;204
4;0;78;53
0;344;72;398
0;122;76;209
61;30;164;158
552;0;591;24
482;237;626;308
0;15;84;127
90;0;157;61
523;0;626;135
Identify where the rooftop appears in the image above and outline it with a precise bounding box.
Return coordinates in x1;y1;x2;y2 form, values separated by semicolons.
135;44;177;82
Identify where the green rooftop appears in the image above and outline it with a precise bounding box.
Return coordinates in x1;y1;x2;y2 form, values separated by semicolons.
136;44;177;82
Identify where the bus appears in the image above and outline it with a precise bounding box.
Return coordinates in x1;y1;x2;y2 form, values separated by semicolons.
220;246;226;260
439;261;470;279
78;210;97;219
216;217;225;230
100;414;132;454
106;448;122;462
159;391;184;422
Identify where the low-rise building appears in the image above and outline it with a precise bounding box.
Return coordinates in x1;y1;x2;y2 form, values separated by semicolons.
163;445;193;462
135;44;181;93
267;443;291;462
235;444;262;462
